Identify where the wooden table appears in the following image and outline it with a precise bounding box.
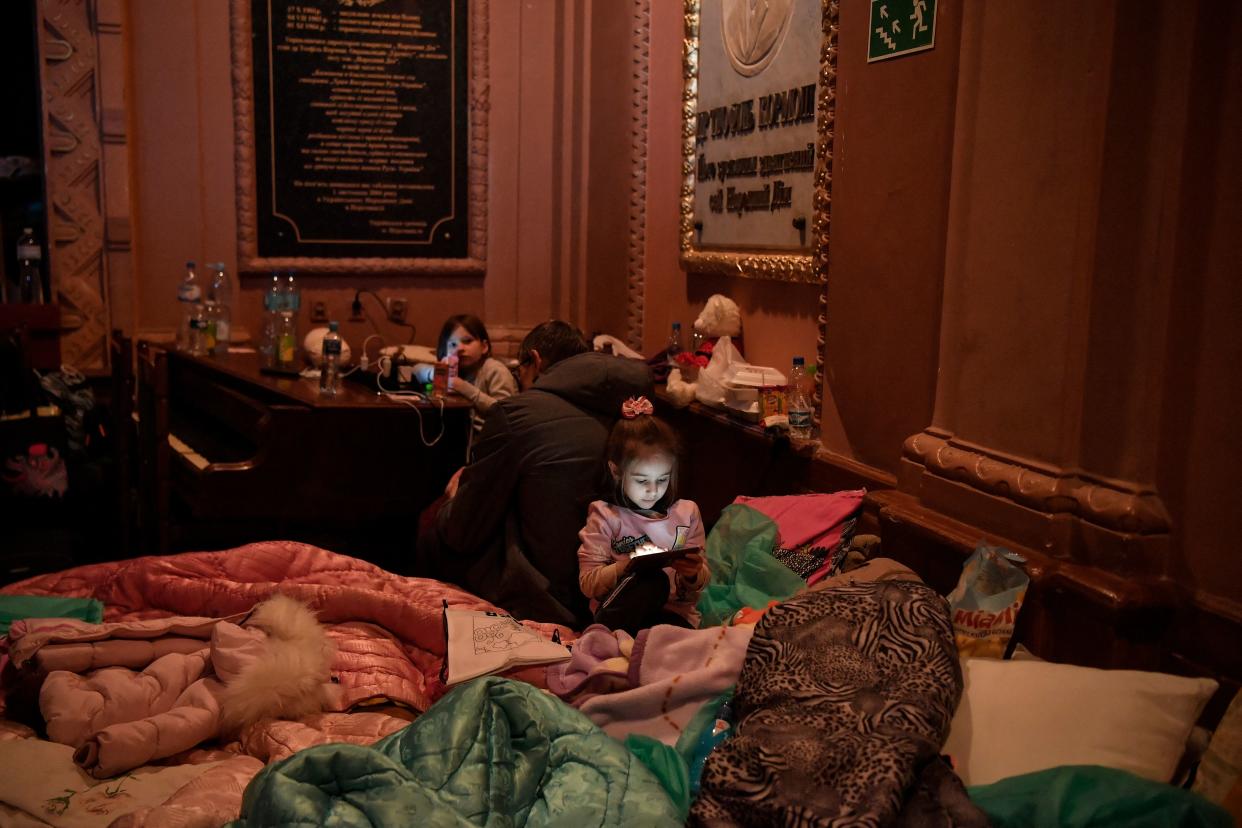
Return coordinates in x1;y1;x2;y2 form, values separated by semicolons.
138;345;472;567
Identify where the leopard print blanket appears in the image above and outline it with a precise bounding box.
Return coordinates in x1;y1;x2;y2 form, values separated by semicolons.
690;581;989;827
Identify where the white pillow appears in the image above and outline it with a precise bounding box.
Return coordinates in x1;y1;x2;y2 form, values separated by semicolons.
945;657;1218;786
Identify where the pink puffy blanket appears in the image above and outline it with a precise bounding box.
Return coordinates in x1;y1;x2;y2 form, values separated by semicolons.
2;541;569;712
0;541;571;826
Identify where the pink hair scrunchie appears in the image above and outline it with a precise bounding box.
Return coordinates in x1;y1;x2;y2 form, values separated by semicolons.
621;396;654;419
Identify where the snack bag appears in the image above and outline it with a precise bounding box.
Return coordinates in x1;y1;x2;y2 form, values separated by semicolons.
946;542;1030;658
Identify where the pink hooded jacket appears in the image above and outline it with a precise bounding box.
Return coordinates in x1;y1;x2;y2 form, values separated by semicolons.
23;596;332;778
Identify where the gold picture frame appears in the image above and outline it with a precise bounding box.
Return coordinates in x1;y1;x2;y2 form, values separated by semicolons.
679;0;837;284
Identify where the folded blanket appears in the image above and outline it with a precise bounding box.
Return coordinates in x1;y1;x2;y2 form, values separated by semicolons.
691;581;988;826
734;490;864;582
232;677;683;827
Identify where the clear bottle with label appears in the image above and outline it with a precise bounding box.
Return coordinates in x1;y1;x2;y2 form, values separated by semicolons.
667;321;685;366
787;355;813;439
186;302;208;356
176;261;202;351
260;273;283;366
17;227;43;304
319;321;342;397
282;271;301;354
276;311;298;367
206;263;232;350
202;301;220;354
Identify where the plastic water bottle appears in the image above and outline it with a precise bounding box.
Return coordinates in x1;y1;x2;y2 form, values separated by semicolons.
176;261;202;351
788;356;813;439
667;321;685;366
283;271;301;353
260;273;283;365
319;321;342;397
276;310;298;367
187;303;208;356
17;227;43;304
206;262;232;353
284;270;301;313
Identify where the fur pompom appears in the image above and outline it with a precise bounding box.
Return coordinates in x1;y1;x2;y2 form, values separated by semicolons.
217;594;334;733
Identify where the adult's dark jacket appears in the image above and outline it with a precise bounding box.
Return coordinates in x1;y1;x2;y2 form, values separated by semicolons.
435;351;653;628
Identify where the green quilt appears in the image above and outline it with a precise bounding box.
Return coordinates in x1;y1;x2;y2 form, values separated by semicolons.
969;765;1232;828
0;595;103;636
230;677;681;827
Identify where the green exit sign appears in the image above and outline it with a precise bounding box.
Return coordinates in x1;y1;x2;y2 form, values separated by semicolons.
868;0;937;62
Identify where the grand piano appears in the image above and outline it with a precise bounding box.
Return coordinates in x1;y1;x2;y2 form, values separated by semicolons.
137;343;472;570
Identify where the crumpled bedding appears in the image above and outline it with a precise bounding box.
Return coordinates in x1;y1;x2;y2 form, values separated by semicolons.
548;622;753;746
231;676;683;827
2;541;571;715
0;542;573;826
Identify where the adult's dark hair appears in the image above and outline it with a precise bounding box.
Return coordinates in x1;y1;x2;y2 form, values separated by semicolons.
437;314;491;360
518;320;589;369
603;413;681;513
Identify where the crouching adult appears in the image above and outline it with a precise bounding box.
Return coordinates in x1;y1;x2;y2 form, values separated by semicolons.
418;321;653;628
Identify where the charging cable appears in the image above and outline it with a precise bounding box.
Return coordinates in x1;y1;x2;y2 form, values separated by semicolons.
377;371;445;447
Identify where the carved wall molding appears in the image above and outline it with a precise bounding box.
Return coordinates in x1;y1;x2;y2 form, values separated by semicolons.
35;0;120;371
625;0;651;352
813;0;837;428
902;429;1173;535
228;0;489;275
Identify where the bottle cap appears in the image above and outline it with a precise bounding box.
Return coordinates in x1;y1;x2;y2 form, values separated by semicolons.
424;382;434;395
806;364;817;376
792;356;805;366
22;227;33;233
328;321;339;332
672;321;681;330
186;261;196;268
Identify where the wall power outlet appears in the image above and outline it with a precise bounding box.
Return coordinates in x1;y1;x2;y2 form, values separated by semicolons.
387;297;408;323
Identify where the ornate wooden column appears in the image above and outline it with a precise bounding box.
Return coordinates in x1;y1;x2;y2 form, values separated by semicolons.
34;0;134;370
898;0;1200;576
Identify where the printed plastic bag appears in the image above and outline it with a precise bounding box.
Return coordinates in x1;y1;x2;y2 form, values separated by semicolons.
946;542;1030;658
694;335;743;408
675;689;736;799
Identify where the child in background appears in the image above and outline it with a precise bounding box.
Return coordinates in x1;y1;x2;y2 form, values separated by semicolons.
577;396;709;634
416;314;517;434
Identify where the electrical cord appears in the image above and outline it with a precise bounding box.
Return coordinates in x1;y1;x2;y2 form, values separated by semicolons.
376;369;445;447
358;333;386;372
353;289;416;344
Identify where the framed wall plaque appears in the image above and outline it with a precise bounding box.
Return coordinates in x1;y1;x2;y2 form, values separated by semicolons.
680;0;836;283
230;0;487;274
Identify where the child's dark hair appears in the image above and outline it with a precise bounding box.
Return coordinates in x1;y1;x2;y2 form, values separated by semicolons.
604;407;681;512
437;314;491;360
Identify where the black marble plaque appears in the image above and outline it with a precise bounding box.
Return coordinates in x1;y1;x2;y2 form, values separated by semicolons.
251;0;468;258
